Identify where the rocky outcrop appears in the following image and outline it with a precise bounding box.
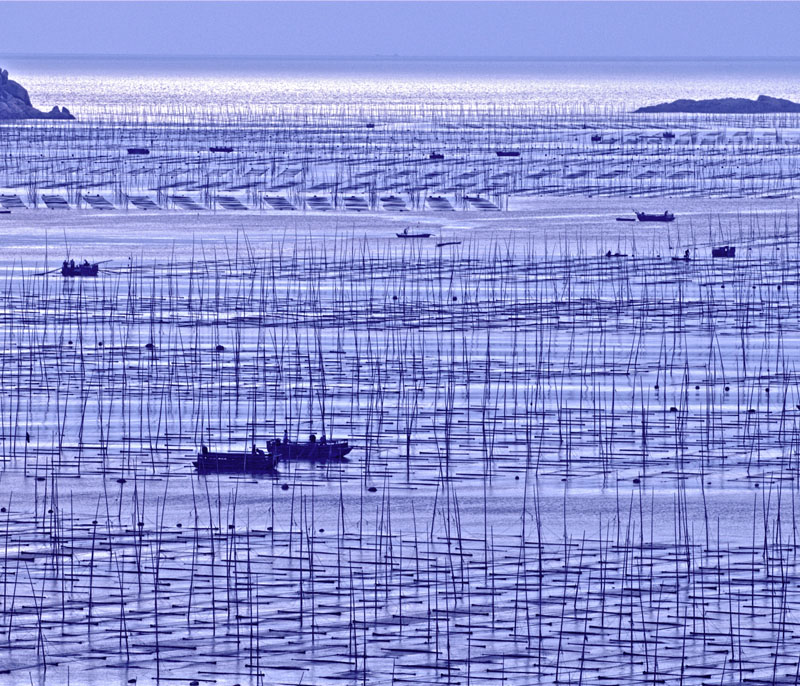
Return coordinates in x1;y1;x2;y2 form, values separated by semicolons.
0;68;74;120
635;95;800;115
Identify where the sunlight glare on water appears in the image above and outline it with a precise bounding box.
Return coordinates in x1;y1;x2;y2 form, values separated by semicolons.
8;55;800;115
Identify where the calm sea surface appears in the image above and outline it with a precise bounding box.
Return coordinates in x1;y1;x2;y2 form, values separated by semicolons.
4;55;800;115
1;55;799;686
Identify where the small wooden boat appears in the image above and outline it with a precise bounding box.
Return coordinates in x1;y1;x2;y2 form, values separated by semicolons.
436;241;462;248
635;210;675;222
591;134;602;142
127;147;149;155
209;146;234;153
615;217;636;222
429;152;444;160
194;446;278;474
663;131;676;139
711;245;736;258
496;150;520;157
267;436;351;462
397;228;432;239
605;251;628;258
61;260;99;277
671;250;691;262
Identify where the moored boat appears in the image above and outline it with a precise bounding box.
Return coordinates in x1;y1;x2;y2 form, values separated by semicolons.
635;210;675;222
194;445;278;473
396;227;432;239
61;260;99;277
711;245;735;258
671;249;691;262
267;435;352;462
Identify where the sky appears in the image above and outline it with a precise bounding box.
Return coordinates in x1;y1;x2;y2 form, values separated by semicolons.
2;1;800;59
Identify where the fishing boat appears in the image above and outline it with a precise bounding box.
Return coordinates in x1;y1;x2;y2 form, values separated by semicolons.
635;210;675;222
61;260;99;277
127;147;149;155
209;146;234;153
194;445;278;473
671;250;691;262
267;435;352;462
711;245;736;258
496;150;520;157
396;227;432;239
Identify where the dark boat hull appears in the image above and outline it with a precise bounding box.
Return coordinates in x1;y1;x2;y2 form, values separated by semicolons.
62;264;99;277
194;451;278;474
267;440;351;462
635;212;675;222
396;233;431;239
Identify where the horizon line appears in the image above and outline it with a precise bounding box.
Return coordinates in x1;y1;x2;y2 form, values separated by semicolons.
5;53;800;62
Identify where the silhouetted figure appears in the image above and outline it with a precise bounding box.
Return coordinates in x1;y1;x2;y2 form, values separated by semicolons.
201;444;208;455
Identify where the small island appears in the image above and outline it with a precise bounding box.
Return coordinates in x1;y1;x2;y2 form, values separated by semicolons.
0;68;74;120
635;94;800;114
